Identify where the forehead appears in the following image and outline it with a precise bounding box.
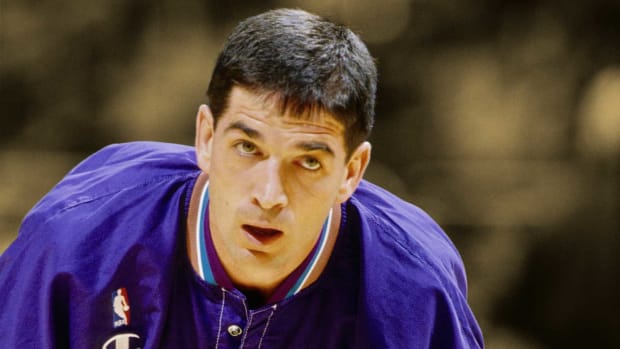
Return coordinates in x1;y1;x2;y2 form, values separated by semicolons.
219;86;346;138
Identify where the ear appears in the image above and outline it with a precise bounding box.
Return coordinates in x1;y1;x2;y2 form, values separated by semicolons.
195;104;215;173
336;141;372;203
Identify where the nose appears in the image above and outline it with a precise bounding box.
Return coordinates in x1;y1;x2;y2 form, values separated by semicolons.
252;158;288;210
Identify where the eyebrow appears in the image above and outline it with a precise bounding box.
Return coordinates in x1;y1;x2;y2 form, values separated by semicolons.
224;121;335;156
295;141;335;157
224;121;262;139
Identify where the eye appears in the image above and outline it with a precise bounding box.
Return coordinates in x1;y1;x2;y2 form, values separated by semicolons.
299;156;322;171
234;141;258;155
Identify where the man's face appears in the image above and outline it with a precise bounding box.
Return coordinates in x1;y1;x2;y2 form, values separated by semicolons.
195;86;369;292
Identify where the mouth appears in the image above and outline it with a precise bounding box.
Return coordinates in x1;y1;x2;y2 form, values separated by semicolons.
242;224;284;245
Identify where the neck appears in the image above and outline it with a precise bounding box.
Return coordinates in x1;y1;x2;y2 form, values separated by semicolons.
186;172;342;303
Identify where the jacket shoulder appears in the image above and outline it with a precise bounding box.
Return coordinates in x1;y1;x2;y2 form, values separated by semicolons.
27;142;196;220
10;142;198;265
350;180;484;348
351;180;466;290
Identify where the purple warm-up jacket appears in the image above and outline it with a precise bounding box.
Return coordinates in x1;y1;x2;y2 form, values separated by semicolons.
0;142;483;348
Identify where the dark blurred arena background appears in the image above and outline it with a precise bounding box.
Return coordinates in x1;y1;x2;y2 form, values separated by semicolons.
1;1;619;348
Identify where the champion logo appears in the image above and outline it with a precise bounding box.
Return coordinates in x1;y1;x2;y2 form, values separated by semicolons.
101;333;141;349
112;288;131;328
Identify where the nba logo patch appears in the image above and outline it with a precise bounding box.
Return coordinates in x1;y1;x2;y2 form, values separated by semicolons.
112;288;131;328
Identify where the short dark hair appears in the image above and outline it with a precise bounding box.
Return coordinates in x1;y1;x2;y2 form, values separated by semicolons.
206;8;377;155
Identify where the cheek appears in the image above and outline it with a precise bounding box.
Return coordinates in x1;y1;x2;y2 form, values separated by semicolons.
209;163;252;216
291;168;345;202
210;148;245;183
288;178;342;221
208;186;239;239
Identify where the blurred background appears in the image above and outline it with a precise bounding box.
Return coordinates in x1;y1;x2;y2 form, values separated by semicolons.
1;0;619;348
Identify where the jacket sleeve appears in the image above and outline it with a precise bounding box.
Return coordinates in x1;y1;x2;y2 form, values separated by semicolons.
0;216;70;348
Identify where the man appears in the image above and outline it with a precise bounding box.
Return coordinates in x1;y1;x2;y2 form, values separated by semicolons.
0;8;483;348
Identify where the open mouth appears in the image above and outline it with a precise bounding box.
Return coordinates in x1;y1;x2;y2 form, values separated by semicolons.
242;224;283;244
